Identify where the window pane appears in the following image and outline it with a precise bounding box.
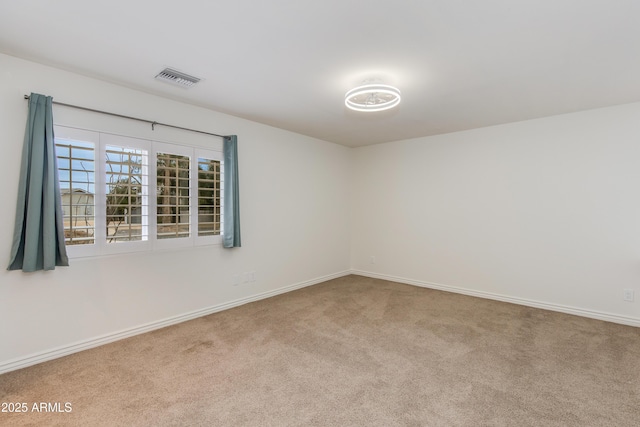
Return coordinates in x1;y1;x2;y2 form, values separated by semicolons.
55;140;96;245
157;152;190;239
106;145;149;243
197;157;221;236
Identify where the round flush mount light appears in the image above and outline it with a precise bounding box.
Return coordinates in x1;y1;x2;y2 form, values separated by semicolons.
345;83;401;112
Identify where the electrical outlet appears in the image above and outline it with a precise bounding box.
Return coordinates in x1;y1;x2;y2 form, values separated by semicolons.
233;274;240;286
249;271;256;282
623;289;634;302
370;256;376;264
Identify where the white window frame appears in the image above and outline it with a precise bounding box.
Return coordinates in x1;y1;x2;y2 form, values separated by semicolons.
195;148;224;247
100;133;152;255
54;125;223;258
153;141;194;250
55;126;100;258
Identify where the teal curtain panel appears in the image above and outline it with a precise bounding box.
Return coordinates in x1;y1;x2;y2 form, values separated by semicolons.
222;135;241;248
8;93;69;272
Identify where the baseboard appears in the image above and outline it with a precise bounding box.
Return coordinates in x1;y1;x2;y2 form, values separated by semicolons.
351;269;640;328
0;270;351;375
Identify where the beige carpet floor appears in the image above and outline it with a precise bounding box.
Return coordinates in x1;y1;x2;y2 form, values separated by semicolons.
1;275;639;426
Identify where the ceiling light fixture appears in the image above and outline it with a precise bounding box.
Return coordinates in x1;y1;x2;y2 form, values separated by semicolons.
345;83;401;112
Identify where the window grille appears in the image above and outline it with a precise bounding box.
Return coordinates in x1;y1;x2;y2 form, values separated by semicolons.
197;157;222;236
55;140;95;245
156;152;190;239
105;146;148;242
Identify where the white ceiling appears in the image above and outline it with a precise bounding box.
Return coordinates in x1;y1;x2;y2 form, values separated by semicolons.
1;0;640;147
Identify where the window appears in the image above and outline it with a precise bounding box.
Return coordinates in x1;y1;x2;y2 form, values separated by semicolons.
156;151;190;240
56;137;96;245
197;156;222;237
54;126;223;257
106;144;148;243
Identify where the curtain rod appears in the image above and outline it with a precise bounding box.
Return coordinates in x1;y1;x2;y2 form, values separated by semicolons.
23;95;227;139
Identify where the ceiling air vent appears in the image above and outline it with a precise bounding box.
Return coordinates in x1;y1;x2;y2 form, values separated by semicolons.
155;68;201;88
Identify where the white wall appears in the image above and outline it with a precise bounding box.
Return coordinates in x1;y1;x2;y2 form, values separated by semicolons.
351;103;640;325
0;53;351;372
